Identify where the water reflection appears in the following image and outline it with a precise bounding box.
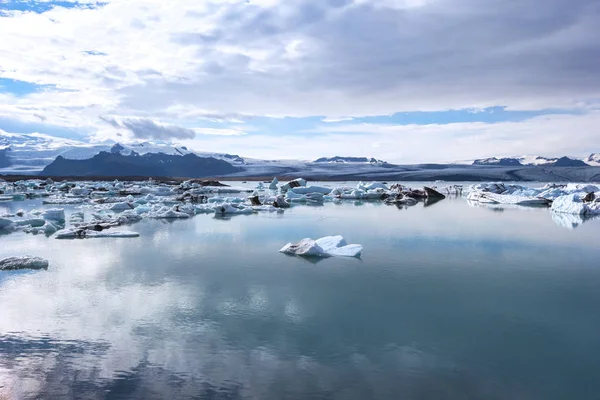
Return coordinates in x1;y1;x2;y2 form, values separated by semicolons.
0;195;600;399
551;212;600;230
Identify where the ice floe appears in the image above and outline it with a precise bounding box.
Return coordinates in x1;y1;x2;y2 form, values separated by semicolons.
280;235;362;258
0;256;49;271
55;229;140;239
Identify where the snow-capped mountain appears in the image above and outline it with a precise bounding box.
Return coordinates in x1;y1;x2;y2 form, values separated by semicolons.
472;155;594;167
472;157;523;166
313;156;388;166
0;131;110;173
0;130;246;174
518;156;560;166
584;153;600;166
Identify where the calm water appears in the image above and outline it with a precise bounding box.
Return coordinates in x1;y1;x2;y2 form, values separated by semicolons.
1;183;600;399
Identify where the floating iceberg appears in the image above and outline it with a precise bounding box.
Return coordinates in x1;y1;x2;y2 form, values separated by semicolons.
551;193;600;215
279;235;362;258
467;191;550;206
214;203;254;215
55;229;140;239
280;178;307;191
0;256;49;271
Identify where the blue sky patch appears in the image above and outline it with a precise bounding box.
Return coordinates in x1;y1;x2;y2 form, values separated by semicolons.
0;0;107;13
0;78;57;96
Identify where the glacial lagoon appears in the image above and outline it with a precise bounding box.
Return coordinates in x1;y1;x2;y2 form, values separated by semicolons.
1;181;600;399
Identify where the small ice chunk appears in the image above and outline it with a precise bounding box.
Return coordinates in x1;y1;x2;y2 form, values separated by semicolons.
0;256;49;271
269;177;279;190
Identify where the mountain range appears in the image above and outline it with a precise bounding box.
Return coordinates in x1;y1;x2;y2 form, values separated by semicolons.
42;151;241;178
472;156;592;167
1;130;599;181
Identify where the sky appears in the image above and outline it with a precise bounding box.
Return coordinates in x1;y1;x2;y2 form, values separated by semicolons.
0;0;599;163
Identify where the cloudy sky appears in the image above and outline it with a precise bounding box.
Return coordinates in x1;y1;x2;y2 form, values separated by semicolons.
0;0;599;162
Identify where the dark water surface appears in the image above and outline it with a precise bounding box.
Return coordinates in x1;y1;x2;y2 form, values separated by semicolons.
1;191;600;399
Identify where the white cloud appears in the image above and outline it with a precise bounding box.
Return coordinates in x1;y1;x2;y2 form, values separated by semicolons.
0;0;599;159
178;112;600;163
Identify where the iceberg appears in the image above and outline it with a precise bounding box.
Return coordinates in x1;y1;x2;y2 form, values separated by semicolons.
280;178;307;191
551;193;600;215
0;256;49;271
279;235;362;258
55;229;140;239
214;203;254;215
467;191;550;206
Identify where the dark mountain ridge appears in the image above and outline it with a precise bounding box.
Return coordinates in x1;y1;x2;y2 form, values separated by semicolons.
42;151;241;178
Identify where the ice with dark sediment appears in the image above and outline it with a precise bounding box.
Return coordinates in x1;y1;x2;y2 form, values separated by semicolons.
55;229;140;239
465;182;600;210
0;256;49;270
551;193;600;215
1;177;598;241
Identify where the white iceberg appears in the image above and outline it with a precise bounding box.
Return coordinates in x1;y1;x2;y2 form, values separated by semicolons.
279;235;362;258
214;203;254;215
467;191;550;206
551;193;600;215
0;256;49;270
